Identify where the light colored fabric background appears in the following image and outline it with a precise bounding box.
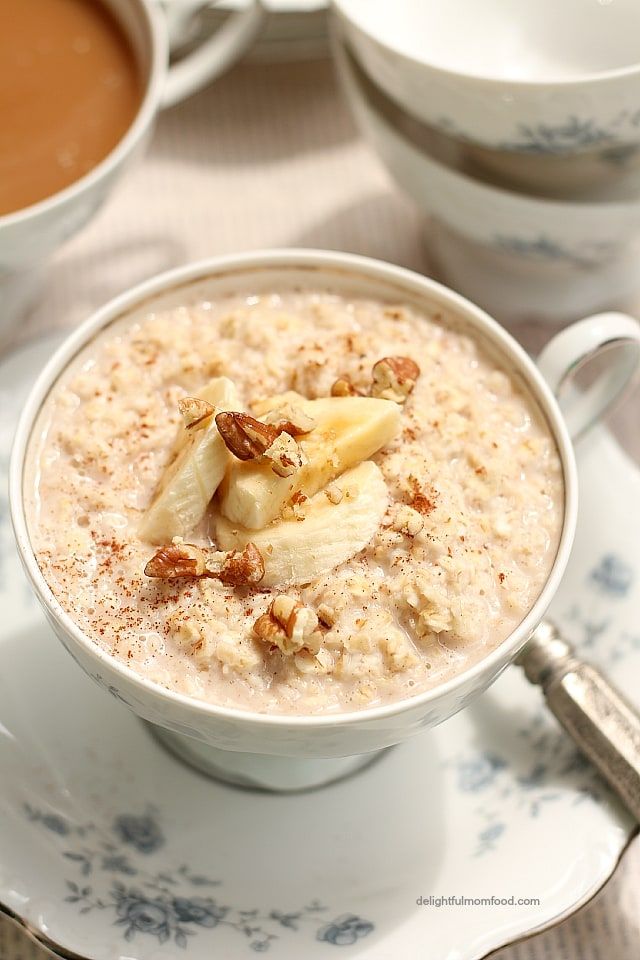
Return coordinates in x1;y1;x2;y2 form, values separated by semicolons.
2;57;639;958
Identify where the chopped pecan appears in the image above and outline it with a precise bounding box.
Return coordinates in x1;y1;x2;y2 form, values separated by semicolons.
282;489;308;521
215;408;308;476
330;377;361;397
145;540;264;586
206;542;265;586
178;396;214;429
263;432;306;477
371;356;420;404
253;595;322;655
144;541;207;578
263;402;316;437
253;611;285;646
215;412;278;460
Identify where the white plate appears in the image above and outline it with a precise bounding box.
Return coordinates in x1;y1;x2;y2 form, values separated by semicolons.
1;335;638;960
220;0;326;11
204;1;329;62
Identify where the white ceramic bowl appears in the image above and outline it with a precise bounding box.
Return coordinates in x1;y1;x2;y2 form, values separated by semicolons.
334;39;640;322
9;250;640;791
0;0;264;341
332;0;640;156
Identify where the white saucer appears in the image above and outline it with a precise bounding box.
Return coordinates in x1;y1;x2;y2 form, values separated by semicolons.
204;1;329;63
221;0;326;11
1;335;638;960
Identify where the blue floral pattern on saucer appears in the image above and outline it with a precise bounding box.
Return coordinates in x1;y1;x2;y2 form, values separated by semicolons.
24;804;373;952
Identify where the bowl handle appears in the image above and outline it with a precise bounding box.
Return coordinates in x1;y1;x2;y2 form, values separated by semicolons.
537;312;640;441
159;0;266;109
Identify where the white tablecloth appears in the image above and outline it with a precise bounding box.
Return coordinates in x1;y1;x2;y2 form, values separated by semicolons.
2;57;639;959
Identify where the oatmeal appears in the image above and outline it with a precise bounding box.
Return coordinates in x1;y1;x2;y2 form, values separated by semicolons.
26;289;563;714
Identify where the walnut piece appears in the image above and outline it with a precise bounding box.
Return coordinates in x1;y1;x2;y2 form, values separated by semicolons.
263;432;306;477
215;411;278;460
253;595;323;655
178;396;215;429
263;402;316;437
330;377;361;397
206;543;265;586
371;356;420;404
145;540;264;585
144;541;207;578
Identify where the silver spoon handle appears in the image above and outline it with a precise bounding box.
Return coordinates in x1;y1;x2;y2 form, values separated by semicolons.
518;620;640;822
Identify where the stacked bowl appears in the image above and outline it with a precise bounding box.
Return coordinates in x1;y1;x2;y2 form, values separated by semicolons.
331;0;640;323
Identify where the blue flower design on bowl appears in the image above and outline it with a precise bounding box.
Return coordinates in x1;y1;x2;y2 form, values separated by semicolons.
436;112;640;156
493;234;616;269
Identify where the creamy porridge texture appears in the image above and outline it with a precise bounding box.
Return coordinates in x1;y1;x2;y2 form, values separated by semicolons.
27;289;563;714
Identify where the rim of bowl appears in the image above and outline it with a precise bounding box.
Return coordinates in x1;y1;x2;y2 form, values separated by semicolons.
9;249;578;729
332;0;640;89
0;0;167;230
337;37;640;218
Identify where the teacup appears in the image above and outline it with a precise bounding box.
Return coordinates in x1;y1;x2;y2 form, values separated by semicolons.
0;0;265;342
10;250;640;791
333;38;640;323
332;0;640;161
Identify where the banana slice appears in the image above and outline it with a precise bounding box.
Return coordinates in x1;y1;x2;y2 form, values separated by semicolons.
218;395;400;530
251;390;308;416
140;377;240;543
214;461;388;586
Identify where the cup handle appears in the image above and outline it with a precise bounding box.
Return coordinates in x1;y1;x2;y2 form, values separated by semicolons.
159;0;266;109
537;312;640;441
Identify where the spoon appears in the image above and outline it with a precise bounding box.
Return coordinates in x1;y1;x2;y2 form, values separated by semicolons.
518;620;640;821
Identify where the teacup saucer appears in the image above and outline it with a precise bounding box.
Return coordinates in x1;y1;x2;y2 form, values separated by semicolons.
1;335;638;960
204;1;329;63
